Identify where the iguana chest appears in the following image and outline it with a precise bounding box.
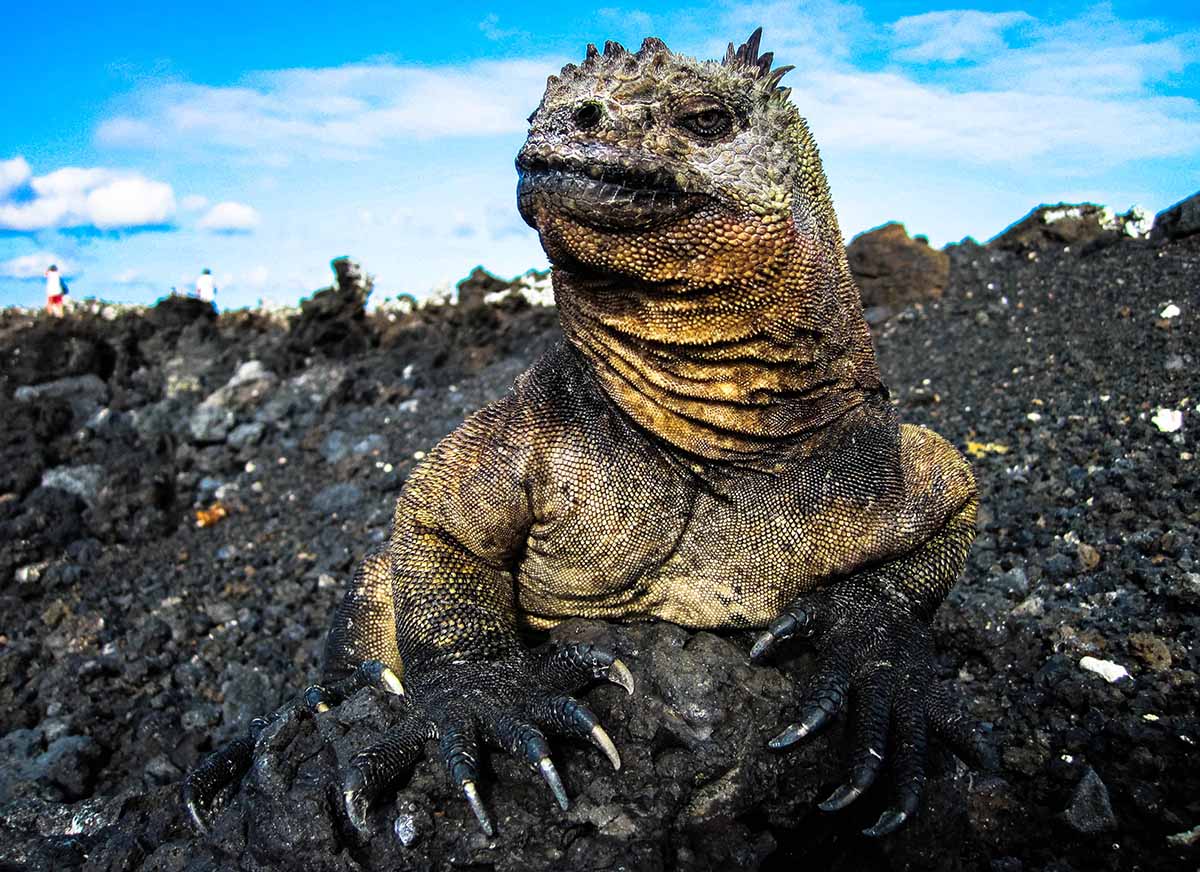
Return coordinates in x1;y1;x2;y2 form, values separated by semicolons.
515;430;908;630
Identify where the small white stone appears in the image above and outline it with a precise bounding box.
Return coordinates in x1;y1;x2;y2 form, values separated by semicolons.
1142;713;1159;722
1079;656;1131;683
1160;303;1181;319
1151;408;1183;433
1026;412;1042;422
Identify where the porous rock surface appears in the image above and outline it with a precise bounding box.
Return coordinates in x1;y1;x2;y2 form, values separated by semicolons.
0;232;1197;871
846;221;949;318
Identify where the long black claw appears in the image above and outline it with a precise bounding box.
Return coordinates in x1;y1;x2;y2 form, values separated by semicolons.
769;676;846;749
341;766;370;834
590;725;621;770
769;706;832;748
340;722;428;832
533;695;622;771
537;757;570;811
864;809;908;838
750;602;816;660
819;782;865;812
440;725;481;790
537;643;634;694
463;782;494;836
607;658;635;695
306;660;405;714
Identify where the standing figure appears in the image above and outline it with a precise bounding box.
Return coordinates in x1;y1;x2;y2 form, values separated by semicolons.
196;268;217;306
44;265;67;317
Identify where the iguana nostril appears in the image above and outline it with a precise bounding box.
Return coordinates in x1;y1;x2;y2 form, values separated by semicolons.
574;102;603;129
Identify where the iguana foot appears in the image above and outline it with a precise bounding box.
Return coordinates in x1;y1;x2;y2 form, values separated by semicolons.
181;659;404;832
340;641;633;836
184;645;632;837
750;582;988;837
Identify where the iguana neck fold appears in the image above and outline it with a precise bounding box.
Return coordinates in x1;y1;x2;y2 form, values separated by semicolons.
554;261;885;464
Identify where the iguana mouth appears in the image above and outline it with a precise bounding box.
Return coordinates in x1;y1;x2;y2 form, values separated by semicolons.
516;154;708;231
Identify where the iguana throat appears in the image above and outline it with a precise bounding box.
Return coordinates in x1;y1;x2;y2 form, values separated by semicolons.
551;240;882;464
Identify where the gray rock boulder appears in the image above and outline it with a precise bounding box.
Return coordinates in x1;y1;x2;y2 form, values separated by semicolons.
39;465;104;507
14;374;109;429
1150;190;1200;243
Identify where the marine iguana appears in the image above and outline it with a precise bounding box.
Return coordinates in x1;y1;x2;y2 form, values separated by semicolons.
184;29;981;839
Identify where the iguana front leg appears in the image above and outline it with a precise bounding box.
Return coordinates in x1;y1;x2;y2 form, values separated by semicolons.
183;397;632;836
335;516;632;834
751;497;985;836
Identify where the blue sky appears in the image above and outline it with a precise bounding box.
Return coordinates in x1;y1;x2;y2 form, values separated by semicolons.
2;1;1198;309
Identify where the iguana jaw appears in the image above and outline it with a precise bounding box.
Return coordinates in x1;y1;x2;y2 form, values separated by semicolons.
516;151;710;232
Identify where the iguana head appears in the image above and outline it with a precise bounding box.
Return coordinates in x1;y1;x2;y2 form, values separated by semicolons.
517;30;884;464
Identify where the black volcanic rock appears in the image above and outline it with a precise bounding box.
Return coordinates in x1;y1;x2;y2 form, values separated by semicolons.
455;266;511;309
847;222;949;315
1150;190;1200;243
290;258;374;358
988;202;1149;254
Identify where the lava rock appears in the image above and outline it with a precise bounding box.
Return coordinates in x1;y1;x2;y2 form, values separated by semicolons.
146;294;218;330
847;222;950;311
1150;189;1200;242
189;403;235;444
988;203;1150;254
290;257;374;357
14;374;109;429
1061;767;1117;833
456;266;513;308
310;482;363;516
228;421;266;450
39;465;103;507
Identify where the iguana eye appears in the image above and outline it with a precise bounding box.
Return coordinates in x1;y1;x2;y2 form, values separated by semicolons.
678;106;733;138
573;101;604;129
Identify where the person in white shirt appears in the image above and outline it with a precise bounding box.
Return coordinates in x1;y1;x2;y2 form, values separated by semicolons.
196;268;217;305
45;265;67;317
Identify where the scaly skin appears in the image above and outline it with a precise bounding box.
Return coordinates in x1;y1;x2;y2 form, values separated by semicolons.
184;29;981;840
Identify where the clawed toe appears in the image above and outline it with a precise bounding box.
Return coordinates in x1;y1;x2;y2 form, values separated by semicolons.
863;808;908;838
305;660;406;714
181;715;273;832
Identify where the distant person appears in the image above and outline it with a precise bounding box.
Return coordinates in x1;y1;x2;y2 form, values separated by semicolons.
44;264;68;317
196;268;217;306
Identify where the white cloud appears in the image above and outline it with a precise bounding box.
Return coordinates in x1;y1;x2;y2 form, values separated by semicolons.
0;252;76;279
0;156;32;199
96;58;561;161
968;8;1198;97
797;69;1200;166
197;200;260;232
0;159;176;231
86;177;175;229
892;11;1033;64
697;4;1200;170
